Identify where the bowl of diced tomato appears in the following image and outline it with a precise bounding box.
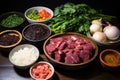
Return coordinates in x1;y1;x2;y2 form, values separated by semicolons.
24;6;53;23
29;61;55;80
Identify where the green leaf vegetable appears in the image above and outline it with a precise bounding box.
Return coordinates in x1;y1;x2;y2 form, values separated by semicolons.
1;14;24;27
47;2;116;35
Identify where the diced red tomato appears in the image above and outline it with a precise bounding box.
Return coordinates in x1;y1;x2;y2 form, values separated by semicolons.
31;63;52;80
38;9;51;20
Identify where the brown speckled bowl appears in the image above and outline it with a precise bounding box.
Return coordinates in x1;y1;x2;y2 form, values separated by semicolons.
43;32;98;70
99;49;120;71
0;30;22;52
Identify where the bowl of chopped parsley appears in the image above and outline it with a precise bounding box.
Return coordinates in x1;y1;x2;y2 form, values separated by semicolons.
0;11;25;31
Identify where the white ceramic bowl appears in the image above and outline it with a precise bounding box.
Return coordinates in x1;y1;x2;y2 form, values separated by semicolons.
29;61;54;80
9;44;40;69
24;6;53;23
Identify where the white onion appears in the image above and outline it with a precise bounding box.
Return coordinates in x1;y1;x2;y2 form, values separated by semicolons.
90;24;102;34
103;25;120;40
90;19;102;34
92;31;107;42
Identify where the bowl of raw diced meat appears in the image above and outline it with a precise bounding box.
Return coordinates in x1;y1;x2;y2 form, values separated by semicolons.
43;32;98;70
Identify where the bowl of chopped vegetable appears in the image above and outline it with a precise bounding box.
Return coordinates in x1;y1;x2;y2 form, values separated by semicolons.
99;49;120;71
29;61;54;80
24;6;53;23
0;11;25;31
9;44;40;69
43;32;98;70
87;19;120;49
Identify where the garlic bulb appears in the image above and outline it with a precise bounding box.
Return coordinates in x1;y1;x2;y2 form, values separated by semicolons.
92;31;107;42
103;25;120;40
90;19;102;34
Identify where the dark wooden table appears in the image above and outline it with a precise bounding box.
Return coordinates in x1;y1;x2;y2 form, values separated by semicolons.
0;45;120;80
0;0;120;80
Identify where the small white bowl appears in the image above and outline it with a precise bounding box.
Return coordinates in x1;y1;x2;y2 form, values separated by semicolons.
29;61;54;80
24;6;53;23
9;44;40;69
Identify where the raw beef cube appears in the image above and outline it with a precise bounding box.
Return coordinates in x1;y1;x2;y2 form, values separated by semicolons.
46;44;57;53
78;50;90;62
54;50;66;62
50;37;64;47
65;35;77;41
66;49;73;55
75;38;85;45
68;43;75;49
54;51;61;62
74;49;81;54
83;43;94;52
66;39;73;44
63;48;71;53
65;53;80;64
58;41;67;50
75;45;83;50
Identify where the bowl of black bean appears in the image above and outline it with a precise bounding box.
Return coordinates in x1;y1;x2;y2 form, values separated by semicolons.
22;23;51;47
0;30;22;52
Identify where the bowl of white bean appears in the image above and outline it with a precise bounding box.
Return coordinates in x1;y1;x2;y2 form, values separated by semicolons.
9;44;40;69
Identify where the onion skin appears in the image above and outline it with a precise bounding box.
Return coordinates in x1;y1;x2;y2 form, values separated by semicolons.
103;25;120;40
90;19;102;34
90;24;102;34
92;31;107;42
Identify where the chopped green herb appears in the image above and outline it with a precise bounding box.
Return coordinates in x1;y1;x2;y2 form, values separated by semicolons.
1;14;24;28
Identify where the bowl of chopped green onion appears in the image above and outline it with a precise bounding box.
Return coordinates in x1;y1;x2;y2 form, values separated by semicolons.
0;11;26;31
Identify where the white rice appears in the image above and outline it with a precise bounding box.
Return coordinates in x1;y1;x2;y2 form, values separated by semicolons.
11;47;38;66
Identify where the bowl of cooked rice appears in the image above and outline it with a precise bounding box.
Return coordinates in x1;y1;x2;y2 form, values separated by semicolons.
9;44;40;69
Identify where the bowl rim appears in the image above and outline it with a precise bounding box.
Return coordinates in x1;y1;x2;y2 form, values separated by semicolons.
24;6;53;22
22;23;51;42
87;32;120;45
29;61;54;80
99;49;120;67
9;44;40;67
43;32;98;66
0;11;25;28
0;30;22;48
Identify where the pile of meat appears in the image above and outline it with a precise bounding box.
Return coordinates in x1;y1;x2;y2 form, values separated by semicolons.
45;34;95;64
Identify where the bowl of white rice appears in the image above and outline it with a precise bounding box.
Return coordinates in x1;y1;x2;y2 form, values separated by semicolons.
9;44;40;69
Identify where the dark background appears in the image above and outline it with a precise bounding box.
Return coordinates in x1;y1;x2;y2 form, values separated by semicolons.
0;0;120;19
0;1;120;80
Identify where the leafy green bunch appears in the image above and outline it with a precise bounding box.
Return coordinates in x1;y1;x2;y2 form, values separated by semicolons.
47;2;115;35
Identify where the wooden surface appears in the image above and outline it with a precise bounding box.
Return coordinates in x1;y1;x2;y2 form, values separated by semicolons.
0;1;120;80
0;46;120;80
